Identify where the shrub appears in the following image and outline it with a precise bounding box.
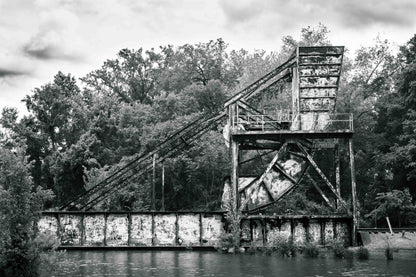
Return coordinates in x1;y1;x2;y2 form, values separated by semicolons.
218;233;235;252
357;246;369;260
270;235;297;257
218;209;242;253
303;243;320;258
332;239;352;259
246;244;258;255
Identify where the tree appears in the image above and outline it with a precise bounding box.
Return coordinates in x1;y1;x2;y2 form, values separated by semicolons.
280;23;332;56
379;34;416;197
17;72;89;204
23;71;86;151
0;146;53;276
82;48;163;103
366;189;416;227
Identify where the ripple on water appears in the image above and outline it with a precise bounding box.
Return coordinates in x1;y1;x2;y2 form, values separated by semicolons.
40;250;416;277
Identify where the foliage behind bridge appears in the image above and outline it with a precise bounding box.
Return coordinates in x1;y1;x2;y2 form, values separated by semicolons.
1;25;416;227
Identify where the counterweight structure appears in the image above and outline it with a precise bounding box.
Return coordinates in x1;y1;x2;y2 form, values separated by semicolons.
224;46;358;244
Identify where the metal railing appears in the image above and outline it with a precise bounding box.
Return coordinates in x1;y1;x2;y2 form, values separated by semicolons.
233;113;353;132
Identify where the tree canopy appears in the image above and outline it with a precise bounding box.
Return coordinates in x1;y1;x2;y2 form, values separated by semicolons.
1;26;416;227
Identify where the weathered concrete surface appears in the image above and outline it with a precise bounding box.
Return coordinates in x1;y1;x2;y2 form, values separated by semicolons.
178;214;200;245
59;214;82;245
84;214;105;246
293;222;306;245
40;212;224;248
130;214;152;246
201;214;224;246
37;215;59;242
336;221;350;245
309;221;322;244
39;212;351;248
324;220;335;245
243;216;352;247
106;215;129;246
251;219;264;246
154;214;176;246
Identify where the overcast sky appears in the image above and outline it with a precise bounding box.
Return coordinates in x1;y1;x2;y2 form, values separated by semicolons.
1;0;415;114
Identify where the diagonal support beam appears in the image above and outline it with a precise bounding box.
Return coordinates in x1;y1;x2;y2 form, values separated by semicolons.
296;142;348;209
273;164;297;184
306;173;334;209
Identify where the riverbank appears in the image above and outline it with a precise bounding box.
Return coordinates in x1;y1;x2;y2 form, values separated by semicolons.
359;230;416;250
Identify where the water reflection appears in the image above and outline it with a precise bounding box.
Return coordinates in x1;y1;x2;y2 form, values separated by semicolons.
40;250;416;277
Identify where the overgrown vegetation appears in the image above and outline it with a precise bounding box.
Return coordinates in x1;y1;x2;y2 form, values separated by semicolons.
2;25;416;222
0;147;54;276
302;243;320;258
357;246;370;260
272;235;297;257
331;239;353;259
1;24;416;272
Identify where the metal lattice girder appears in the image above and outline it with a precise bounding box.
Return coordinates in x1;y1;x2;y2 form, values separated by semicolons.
295;141;348;209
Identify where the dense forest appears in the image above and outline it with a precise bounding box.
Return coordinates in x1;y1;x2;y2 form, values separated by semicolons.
1;25;416;229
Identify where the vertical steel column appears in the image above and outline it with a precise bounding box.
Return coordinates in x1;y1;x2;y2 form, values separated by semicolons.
291;47;300;130
152;154;156;211
335;141;341;209
104;213;108;246
80;213;85;246
127;212;132;246
161;161;165;211
349;138;358;246
229;103;239;212
231;139;239;212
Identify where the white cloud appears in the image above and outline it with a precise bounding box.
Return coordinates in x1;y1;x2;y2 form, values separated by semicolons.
0;0;415;114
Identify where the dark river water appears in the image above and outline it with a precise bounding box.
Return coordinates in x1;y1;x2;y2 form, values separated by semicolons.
40;250;416;277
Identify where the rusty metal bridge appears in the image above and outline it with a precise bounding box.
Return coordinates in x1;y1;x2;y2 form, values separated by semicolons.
46;46;358;248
